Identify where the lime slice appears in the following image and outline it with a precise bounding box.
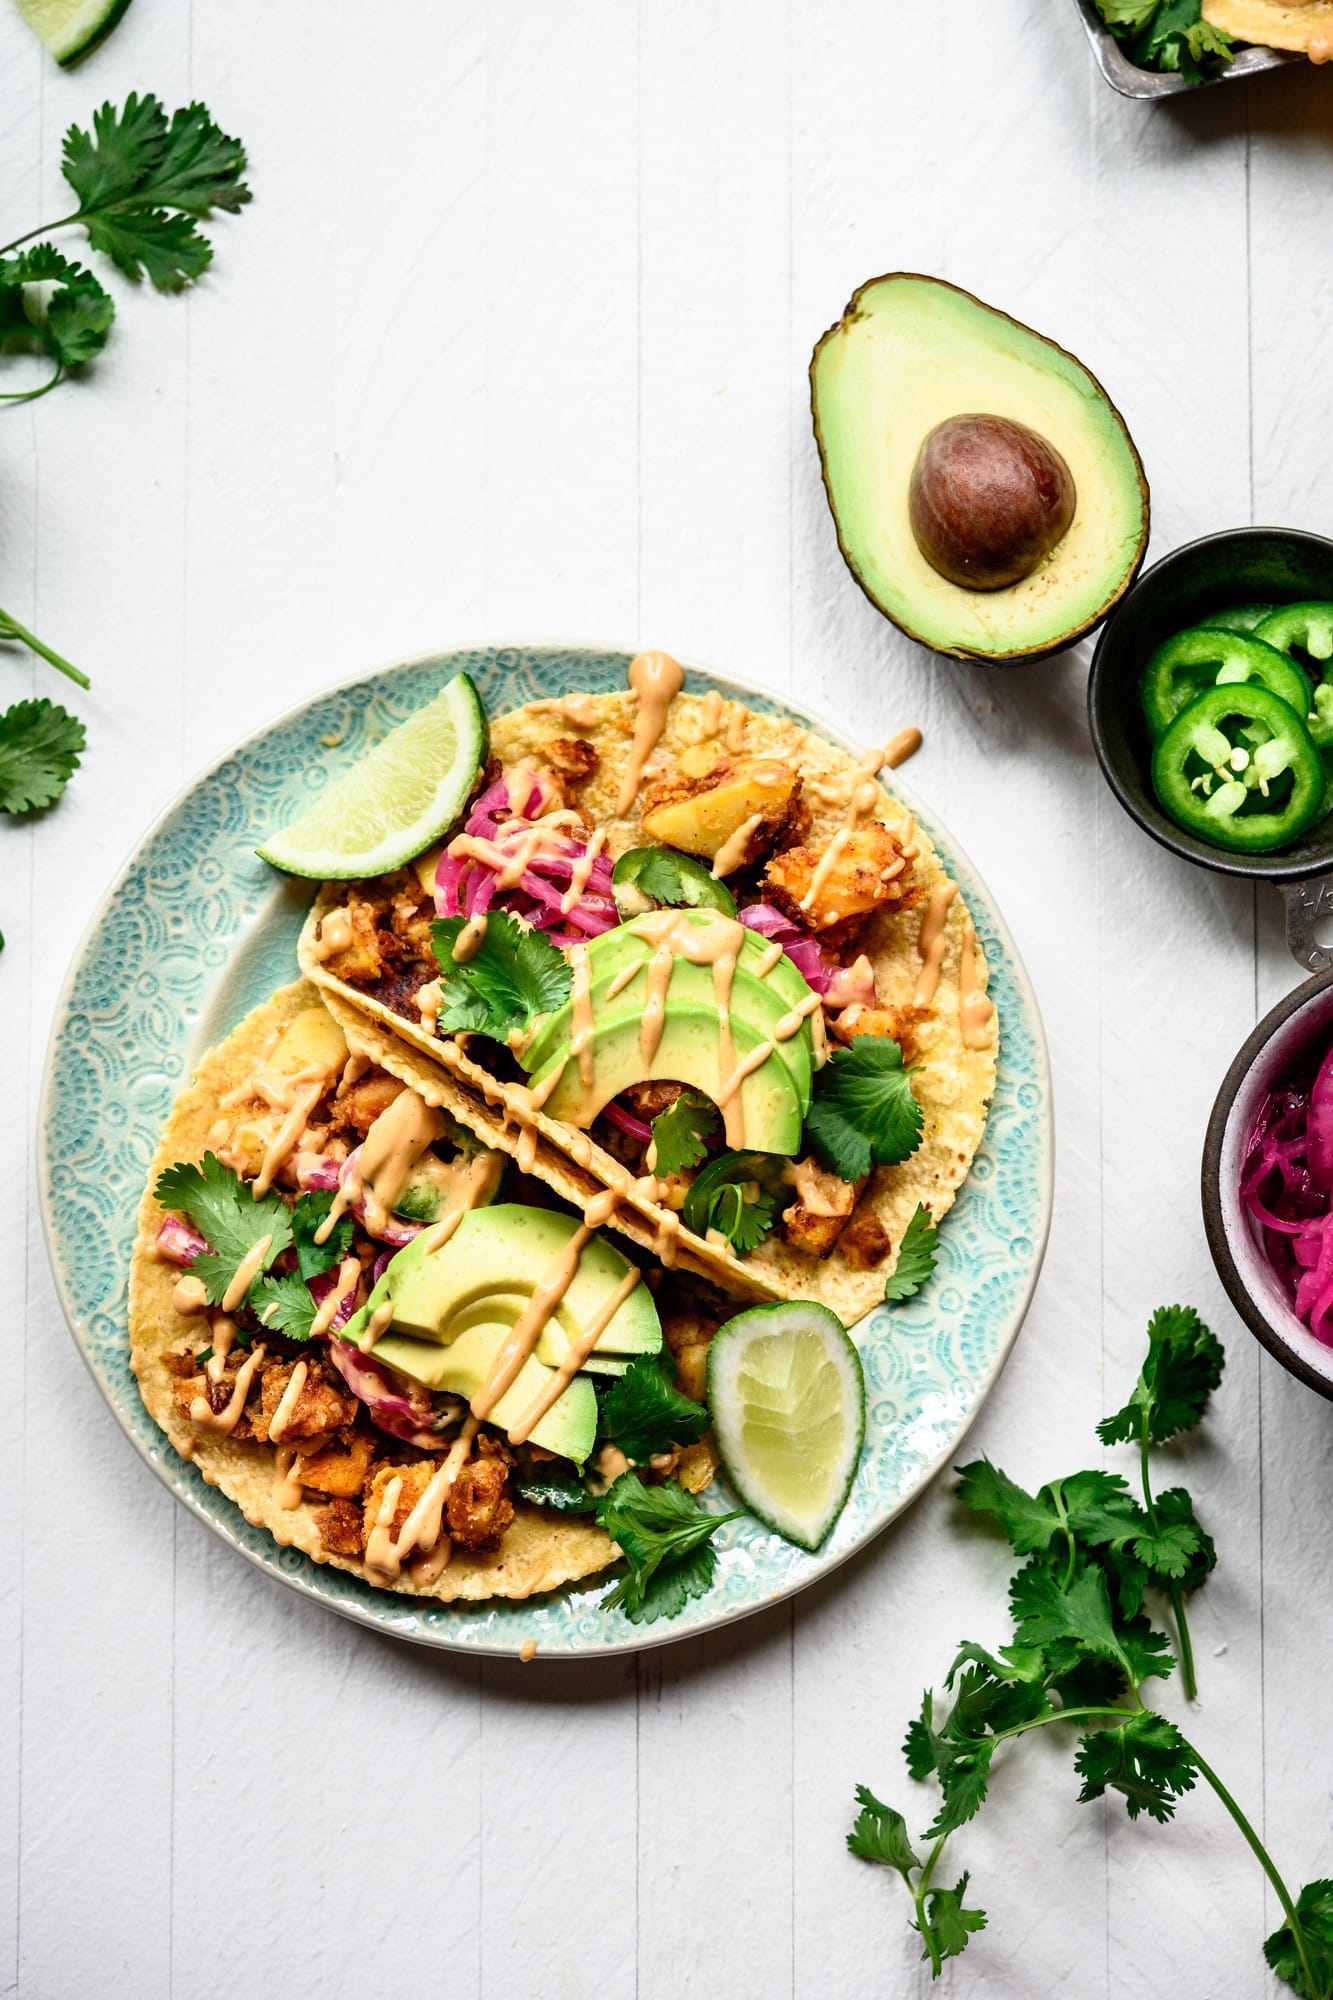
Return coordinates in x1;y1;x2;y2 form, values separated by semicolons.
707;1300;865;1551
256;673;489;880
16;0;134;65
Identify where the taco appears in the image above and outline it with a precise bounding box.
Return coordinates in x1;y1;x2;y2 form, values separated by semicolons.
129;980;726;1604
1202;0;1333;56
295;653;999;1328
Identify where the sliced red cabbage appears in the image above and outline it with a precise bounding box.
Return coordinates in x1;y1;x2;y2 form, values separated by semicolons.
308;1265;360;1334
327;1338;448;1446
739;902;833;994
156;1212;209;1266
1243;1064;1333;1343
603;1098;653;1145
434;770;617;941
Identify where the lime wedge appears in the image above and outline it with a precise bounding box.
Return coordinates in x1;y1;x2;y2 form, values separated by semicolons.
257;673;489;880
707;1300;865;1551
16;0;134;65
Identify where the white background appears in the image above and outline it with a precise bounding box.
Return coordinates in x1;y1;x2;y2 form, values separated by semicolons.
3;3;1332;1995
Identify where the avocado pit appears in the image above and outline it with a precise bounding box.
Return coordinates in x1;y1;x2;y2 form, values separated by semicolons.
908;413;1077;593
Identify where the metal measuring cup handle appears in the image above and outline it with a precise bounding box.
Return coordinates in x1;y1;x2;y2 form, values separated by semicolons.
1281;876;1333;975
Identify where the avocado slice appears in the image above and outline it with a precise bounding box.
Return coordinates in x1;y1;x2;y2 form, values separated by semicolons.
810;273;1149;663
340;1205;661;1461
524;909;816;1145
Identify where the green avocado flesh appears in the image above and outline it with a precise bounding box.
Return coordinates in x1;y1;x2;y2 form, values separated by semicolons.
523;911;816;1152
340;1204;661;1463
810;274;1149;662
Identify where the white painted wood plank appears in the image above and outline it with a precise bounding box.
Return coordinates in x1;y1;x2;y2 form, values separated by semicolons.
1248;63;1333;1969
9;10;198;1996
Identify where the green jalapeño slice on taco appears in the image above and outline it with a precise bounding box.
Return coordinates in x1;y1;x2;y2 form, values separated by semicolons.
130;982;740;1607
288;653;999;1327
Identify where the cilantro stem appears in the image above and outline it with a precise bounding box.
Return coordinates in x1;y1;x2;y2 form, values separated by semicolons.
0;363;65;407
0;606;89;688
0;217;82;257
1189;1746;1325;2000
1139;1426;1199;1701
912;1833;948;1977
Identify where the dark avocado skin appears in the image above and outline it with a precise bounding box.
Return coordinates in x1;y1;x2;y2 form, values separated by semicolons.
809;273;1152;666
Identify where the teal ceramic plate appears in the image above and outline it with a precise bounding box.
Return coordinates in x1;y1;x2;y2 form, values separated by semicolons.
40;644;1053;1658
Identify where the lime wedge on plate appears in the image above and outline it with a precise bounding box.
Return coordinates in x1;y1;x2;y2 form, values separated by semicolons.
16;0;134;65
707;1301;865;1551
257;673;489;879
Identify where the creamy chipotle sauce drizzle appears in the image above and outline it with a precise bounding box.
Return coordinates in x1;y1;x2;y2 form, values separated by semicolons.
618;651;685;814
958;921;996;1051
913;883;957;1008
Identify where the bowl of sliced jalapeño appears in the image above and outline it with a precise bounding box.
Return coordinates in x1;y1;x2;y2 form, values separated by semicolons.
1089;527;1333;973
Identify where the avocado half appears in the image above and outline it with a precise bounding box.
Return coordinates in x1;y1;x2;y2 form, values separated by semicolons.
810;274;1150;664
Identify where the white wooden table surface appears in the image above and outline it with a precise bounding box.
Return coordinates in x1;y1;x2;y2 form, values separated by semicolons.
4;4;1332;1994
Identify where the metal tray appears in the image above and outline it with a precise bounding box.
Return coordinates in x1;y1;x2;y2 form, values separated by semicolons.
1075;0;1300;97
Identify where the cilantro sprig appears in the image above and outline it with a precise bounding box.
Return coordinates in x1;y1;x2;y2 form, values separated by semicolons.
596;1472;742;1625
804;1038;923;1184
1091;0;1233;81
431;911;571;1045
0;700;85;813
155;1152;292;1308
0;94;250;408
649;1089;720;1178
847;1305;1333;1998
883;1203;938;1304
680;1149;786;1256
597;1355;709;1462
248;1191;354;1342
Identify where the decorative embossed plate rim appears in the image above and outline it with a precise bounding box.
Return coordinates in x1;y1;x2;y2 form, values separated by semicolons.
40;644;1052;1658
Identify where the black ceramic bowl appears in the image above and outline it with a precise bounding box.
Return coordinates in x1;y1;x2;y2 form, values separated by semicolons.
1203;968;1333;1400
1089;527;1333;884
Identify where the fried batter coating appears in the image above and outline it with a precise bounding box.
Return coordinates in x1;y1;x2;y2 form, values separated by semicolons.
838;1207;892;1270
763;820;916;931
297;1431;376;1498
447;1453;515;1551
252;1358;358;1445
542;736;600;791
830;1002;923;1068
780;1158;861;1258
314;1497;365;1557
640;756;808;867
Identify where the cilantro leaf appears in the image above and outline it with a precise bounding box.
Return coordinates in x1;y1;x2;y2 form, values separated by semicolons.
610;844;737;919
154;1152;293;1306
1092;0;1233;79
650;1090;720;1178
514;1468;598;1513
431;911;571;1044
1097;1304;1225;1447
903;1690;944;1782
62;95;251;290
1264;1880;1333;2000
804;1038;923;1184
291;1190;353;1281
596;1472;740;1624
1154;1486;1217;1595
1074;1711;1196;1824
680;1149;784;1256
883;1202;938;1303
0;700;85;814
0;244;114;381
597;1356;709;1462
1009;1561;1128;1670
847;1786;920;1876
956;1459;1062;1557
920;1873;987;1964
926;1737;994;1838
249;1269;318;1342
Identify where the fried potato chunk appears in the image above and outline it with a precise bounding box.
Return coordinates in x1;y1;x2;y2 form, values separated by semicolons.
763;820;915;931
297;1431;376;1499
838;1207;892;1271
252;1358;358;1445
448;1455;515;1552
321;893;385;983
781;1158;861;1258
660;1303;720;1403
315;1497;365;1557
363;1460;438;1545
328;1072;404;1135
641;756;803;866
